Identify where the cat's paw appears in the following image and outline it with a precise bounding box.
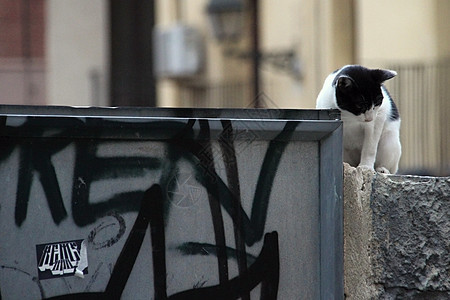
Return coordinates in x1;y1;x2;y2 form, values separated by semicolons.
376;167;390;174
357;164;374;172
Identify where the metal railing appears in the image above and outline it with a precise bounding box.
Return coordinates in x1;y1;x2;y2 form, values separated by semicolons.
386;59;450;175
179;81;253;108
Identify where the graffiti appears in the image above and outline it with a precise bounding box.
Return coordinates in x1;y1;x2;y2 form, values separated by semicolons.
87;211;126;249
0;117;296;235
169;232;279;300
0;115;303;298
15;136;70;226
41;185;279;299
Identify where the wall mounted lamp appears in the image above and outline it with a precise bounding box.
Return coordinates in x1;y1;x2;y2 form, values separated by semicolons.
206;0;245;42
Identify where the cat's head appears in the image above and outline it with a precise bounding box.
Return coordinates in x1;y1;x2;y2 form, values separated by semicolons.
333;65;396;122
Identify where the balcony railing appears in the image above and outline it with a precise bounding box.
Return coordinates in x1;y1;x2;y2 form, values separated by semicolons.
386;59;450;175
179;81;253;108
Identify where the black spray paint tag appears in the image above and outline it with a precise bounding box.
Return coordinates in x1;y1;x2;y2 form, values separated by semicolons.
36;239;88;280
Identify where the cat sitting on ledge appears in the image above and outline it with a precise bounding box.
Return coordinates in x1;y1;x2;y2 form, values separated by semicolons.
316;65;401;174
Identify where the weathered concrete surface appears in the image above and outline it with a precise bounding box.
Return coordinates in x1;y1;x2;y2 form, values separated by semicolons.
344;163;380;299
344;163;450;299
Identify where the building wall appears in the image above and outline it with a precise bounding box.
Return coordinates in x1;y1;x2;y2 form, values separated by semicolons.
155;0;254;107
4;0;449;108
155;0;356;109
46;0;108;106
356;0;438;64
435;0;450;58
0;0;46;105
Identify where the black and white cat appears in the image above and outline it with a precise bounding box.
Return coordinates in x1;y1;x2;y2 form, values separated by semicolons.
316;65;401;174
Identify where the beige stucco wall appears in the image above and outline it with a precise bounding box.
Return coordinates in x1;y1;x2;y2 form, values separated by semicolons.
435;0;450;57
46;0;109;106
356;0;450;65
259;0;303;108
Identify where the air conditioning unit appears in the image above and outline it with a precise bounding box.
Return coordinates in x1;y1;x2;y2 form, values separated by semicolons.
153;24;204;79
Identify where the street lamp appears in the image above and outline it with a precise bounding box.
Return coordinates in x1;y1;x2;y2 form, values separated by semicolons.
206;0;244;41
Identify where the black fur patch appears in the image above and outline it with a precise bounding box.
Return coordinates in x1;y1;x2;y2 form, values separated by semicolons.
332;65;397;118
381;85;400;120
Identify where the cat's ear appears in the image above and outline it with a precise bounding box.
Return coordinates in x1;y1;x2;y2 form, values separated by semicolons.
371;69;397;83
336;76;354;91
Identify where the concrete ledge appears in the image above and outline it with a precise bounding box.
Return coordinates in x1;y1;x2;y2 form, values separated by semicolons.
344;163;450;299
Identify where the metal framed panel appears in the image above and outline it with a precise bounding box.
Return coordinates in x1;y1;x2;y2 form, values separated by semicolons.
0;105;342;299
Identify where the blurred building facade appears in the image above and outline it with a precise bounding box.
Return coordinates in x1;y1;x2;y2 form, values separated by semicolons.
0;0;449;174
0;0;46;105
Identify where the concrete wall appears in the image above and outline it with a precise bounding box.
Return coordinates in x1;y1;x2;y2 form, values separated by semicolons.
344;163;450;299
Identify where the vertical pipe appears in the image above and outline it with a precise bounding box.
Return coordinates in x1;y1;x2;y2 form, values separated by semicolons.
21;0;31;104
110;0;156;106
249;0;260;107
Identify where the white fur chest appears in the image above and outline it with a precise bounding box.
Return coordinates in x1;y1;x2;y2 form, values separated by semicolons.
343;120;366;150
